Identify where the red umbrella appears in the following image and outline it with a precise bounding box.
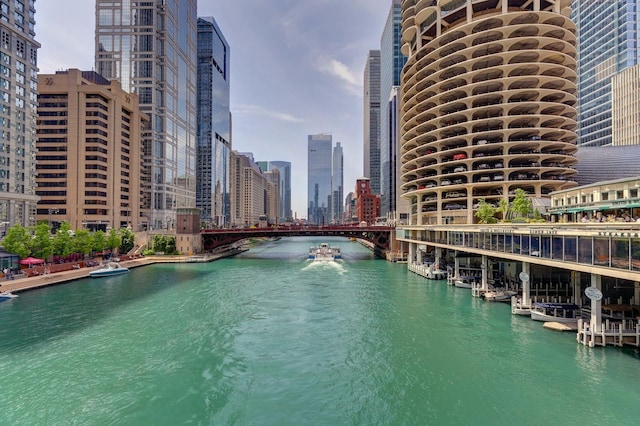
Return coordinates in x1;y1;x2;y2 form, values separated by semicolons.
19;256;45;265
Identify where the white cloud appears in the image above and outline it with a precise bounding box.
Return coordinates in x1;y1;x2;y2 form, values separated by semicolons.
234;104;304;123
319;58;362;96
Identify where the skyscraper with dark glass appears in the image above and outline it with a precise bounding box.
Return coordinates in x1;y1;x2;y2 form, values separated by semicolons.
380;0;406;216
307;134;333;224
572;0;640;146
332;143;344;223
95;0;198;230
197;17;230;227
364;50;381;194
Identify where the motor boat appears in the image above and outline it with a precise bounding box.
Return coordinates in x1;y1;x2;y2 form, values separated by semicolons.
88;262;129;278
0;291;18;300
309;243;341;261
454;276;475;289
425;263;447;280
483;290;517;302
530;302;580;323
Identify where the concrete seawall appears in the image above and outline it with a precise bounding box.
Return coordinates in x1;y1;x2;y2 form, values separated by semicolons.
0;248;246;295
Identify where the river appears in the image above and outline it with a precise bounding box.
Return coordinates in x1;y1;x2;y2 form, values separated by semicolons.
0;237;638;425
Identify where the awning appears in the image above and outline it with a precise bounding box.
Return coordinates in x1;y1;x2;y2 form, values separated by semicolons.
595;205;611;211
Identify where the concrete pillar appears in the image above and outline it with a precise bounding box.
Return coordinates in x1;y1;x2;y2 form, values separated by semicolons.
481;255;488;290
409;243;416;265
521;261;531;307
634;281;640;305
572;271;581;304
454;253;460;278
590;274;603;331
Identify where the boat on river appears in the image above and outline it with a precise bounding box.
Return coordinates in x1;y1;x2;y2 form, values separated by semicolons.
530;302;580;323
454;276;475;289
309;243;341;261
424;263;447;280
483;289;517;302
89;262;129;278
0;291;18;300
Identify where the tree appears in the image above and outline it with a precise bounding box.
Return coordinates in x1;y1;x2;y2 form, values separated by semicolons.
52;222;74;258
74;229;93;257
511;188;533;219
1;224;31;258
92;230;106;254
31;223;54;261
474;199;497;224
106;228;121;254
497;198;510;221
120;228;135;254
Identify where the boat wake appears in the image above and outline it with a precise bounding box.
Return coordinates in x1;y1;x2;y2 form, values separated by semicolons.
301;260;346;275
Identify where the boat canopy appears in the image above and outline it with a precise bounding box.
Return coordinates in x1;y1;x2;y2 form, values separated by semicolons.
533;302;579;310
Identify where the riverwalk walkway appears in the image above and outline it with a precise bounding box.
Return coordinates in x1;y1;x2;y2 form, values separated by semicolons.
0;249;245;295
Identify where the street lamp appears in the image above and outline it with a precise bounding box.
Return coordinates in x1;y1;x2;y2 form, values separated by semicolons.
48;208;59;232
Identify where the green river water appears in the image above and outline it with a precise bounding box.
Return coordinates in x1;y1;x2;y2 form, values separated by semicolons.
0;237;638;425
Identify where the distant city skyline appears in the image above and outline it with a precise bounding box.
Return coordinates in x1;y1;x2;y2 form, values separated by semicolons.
36;1;394;219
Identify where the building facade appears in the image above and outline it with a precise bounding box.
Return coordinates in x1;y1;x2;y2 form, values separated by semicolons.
363;50;381;194
36;70;144;231
380;0;407;216
611;64;640;147
388;86;409;225
257;160;292;222
400;0;578;226
355;178;380;225
572;0;640;147
264;167;280;224
196;17;231;228
230;151;273;227
95;0;198;231
0;0;39;231
332;142;344;223
307;134;333;225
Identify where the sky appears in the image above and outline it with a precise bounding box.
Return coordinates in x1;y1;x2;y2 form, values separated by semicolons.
36;1;393;219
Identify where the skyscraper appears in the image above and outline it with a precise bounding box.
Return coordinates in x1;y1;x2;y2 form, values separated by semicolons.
572;0;640;146
363;50;381;194
0;0;38;231
36;70;144;232
307;134;333;224
95;0;198;231
332;142;344;223
197;17;231;227
400;0;578;225
380;0;407;216
257;160;292;222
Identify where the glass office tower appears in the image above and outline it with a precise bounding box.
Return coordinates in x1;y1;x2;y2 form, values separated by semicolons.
572;0;640;146
95;0;198;230
0;0;39;232
380;0;407;216
332;142;344;223
197;17;230;227
307;134;333;225
363;50;380;195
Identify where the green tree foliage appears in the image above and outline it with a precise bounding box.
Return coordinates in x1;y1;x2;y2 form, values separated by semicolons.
511;188;533;219
1;224;31;258
106;228;121;254
52;222;74;258
474;199;498;224
31;223;54;261
497;198;510;221
92;230;106;254
74;229;93;257
151;235;177;254
120;228;135;254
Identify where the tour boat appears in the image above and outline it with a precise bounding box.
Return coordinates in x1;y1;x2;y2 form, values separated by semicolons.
89;262;129;278
308;243;341;261
0;291;18;300
530;302;580;323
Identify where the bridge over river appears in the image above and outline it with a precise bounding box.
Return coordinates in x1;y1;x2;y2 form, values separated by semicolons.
201;225;394;257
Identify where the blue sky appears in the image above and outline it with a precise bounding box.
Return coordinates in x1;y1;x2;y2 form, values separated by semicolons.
36;1;392;218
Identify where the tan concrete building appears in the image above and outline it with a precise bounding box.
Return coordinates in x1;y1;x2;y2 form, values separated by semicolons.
612;64;640;147
399;0;579;225
36;69;146;232
230;151;278;227
264;167;281;225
